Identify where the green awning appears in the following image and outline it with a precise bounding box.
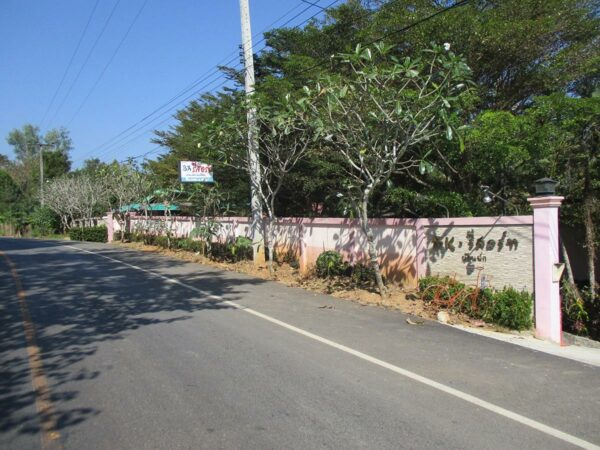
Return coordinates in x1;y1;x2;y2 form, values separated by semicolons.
119;203;180;212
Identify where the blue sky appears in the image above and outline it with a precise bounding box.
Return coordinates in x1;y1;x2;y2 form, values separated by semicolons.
0;0;337;168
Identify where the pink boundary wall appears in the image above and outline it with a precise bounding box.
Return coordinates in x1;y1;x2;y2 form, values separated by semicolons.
109;214;534;288
106;205;564;344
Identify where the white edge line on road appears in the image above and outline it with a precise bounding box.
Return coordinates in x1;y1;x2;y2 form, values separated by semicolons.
66;245;599;450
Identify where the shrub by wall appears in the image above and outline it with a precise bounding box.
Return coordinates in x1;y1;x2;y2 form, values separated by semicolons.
418;275;532;330
125;232;253;262
69;226;108;243
315;251;346;278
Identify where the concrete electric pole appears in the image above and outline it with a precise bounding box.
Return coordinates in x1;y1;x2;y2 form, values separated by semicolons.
40;145;45;206
38;143;54;207
239;0;264;264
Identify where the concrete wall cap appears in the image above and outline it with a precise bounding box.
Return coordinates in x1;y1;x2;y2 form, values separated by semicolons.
527;196;564;208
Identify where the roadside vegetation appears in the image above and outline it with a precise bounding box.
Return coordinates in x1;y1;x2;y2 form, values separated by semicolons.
1;0;598;337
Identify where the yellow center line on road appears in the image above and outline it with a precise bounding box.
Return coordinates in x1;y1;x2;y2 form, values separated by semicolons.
0;250;62;450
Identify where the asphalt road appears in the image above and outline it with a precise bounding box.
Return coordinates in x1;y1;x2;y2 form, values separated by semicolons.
1;238;599;450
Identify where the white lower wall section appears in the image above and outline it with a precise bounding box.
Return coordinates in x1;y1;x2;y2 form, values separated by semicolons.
424;222;534;292
117;214;534;291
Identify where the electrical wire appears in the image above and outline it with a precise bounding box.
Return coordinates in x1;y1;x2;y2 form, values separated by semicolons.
66;0;149;127
102;0;452;153
79;0;471;165
80;1;320;159
46;0;122;129
39;0;101;129
89;1;329;160
117;145;163;164
123;0;467;153
103;76;231;162
74;0;336;165
287;0;473;79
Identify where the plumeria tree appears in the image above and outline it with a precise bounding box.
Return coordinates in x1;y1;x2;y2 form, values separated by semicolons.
204;95;314;276
299;42;472;297
44;173;109;230
104;162;153;241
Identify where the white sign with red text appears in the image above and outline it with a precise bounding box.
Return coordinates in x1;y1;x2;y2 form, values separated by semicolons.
179;161;214;183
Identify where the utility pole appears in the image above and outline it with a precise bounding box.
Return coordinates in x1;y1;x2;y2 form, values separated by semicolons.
38;143;54;207
239;0;264;264
40;144;44;206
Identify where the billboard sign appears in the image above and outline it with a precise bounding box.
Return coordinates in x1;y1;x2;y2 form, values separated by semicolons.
179;161;214;183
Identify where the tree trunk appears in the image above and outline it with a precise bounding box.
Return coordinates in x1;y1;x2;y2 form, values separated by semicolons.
121;213;127;242
560;237;580;292
583;197;597;298
560;236;585;311
366;226;387;299
359;193;387;299
265;217;274;278
165;210;169;249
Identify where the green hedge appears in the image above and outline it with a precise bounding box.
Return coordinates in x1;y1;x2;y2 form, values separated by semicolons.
121;232;253;262
313;251;384;285
418;275;532;330
69;226;108;243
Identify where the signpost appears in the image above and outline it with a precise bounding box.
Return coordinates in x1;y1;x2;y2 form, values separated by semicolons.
179;161;214;183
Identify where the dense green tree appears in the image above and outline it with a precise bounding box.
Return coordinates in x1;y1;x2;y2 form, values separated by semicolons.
6;124;73;163
148;93;250;214
299;43;471;296
80;158;108;175
258;0;372;87
6;124;42;162
152;0;599;221
5;124;72;192
525;94;600;296
367;0;599;108
206;94;315;275
2;125;73;234
462;111;541;213
0;169;20;211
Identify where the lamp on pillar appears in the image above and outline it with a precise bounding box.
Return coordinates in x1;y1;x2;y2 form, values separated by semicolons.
533;178;558;197
479;185;520;215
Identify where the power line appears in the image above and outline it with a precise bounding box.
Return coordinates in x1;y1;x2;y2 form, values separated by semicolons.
300;0;326;11
101;76;231;162
98;1;327;154
240;0;341;79
373;0;471;42
66;0;149;127
80;0;470;166
39;0;101;129
78;1;318;159
75;0;336;165
288;0;473;79
46;0;122;129
77;58;241;165
118;145;163;164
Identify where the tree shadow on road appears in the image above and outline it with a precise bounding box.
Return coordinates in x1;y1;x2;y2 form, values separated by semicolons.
0;238;267;444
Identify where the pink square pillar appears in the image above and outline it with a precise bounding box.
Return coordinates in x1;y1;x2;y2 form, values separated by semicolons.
106;211;114;243
528;196;564;344
298;224;308;275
